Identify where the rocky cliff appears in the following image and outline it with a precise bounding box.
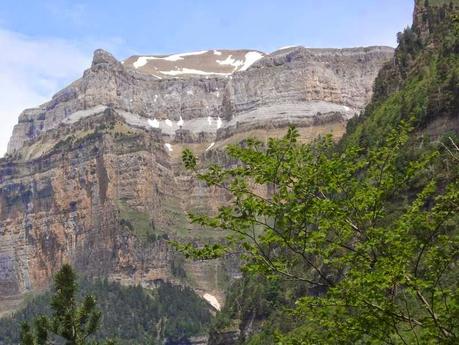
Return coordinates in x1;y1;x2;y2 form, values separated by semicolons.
0;45;393;316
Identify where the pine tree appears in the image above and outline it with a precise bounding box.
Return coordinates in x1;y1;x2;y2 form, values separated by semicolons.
20;264;115;345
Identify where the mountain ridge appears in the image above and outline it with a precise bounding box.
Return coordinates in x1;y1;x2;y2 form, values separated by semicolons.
0;44;392;319
6;45;393;155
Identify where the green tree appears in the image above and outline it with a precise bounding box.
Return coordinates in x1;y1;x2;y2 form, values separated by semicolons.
20;264;115;345
177;124;459;344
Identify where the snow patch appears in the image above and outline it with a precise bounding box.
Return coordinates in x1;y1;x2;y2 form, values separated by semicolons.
164;143;173;152
148;118;159;128
133;56;150;68
206;116;223;128
240;52;264;71
161;50;208;61
134;50;263;77
206;142;215;151
203;293;221;311
186;90;194;95
165;119;173;127
133;51;208;68
216;55;244;70
161;68;230;76
177;116;184;127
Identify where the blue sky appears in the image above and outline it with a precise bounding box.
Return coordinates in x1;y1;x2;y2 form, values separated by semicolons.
0;0;414;156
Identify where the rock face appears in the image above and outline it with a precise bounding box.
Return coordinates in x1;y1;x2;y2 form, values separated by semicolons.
7;46;393;154
0;46;393;316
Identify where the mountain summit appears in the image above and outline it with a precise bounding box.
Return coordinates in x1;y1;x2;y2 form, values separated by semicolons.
123;49;265;78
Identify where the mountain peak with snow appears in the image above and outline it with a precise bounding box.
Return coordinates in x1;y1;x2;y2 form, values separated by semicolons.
123;49;265;78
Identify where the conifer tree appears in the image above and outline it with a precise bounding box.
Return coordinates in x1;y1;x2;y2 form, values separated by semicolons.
20;264;114;345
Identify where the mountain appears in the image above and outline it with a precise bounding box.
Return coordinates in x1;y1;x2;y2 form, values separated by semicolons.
0;42;392;326
6;46;393;155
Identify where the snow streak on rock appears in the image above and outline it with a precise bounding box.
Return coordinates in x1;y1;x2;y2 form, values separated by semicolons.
203;293;221;310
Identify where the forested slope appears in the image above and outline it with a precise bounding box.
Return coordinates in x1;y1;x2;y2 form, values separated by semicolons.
0;278;212;345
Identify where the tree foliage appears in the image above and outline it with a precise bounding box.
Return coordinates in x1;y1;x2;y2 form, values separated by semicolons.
178;123;459;344
19;264;114;345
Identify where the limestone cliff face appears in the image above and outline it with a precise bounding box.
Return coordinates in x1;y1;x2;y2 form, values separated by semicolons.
0;45;392;315
1;109;233;316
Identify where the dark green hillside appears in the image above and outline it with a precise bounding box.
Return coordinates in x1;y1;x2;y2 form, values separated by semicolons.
0;278;212;345
345;0;458;147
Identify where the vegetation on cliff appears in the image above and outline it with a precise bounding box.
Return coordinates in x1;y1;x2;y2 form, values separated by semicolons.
345;0;459;146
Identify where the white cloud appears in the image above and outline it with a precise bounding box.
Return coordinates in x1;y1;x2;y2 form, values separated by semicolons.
0;28;92;157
